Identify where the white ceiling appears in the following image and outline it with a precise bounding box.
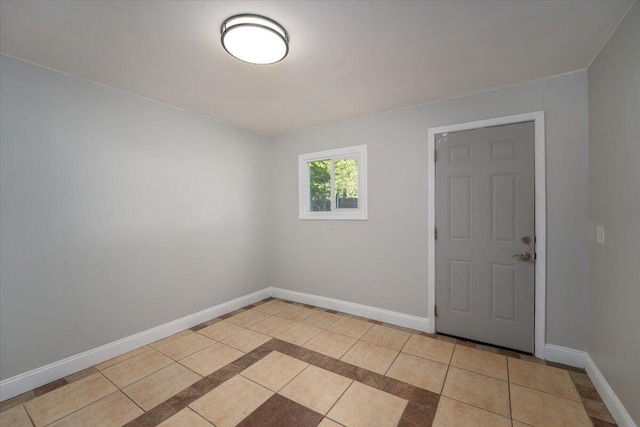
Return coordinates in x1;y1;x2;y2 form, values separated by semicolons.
0;1;633;136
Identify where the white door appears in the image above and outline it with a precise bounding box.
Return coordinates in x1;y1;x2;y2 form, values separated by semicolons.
435;121;535;353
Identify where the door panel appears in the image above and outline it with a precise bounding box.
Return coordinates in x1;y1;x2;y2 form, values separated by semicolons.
435;121;535;353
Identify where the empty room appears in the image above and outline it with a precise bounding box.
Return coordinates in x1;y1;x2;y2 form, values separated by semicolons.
0;1;638;426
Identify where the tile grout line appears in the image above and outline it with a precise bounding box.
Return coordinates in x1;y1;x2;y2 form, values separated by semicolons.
12;298;594;427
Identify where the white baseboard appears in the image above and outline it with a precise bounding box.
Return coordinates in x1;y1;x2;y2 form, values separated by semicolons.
0;287;271;402
544;343;586;368
585;354;638;427
271;287;430;332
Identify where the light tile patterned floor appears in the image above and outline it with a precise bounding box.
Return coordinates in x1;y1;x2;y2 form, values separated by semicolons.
0;298;616;427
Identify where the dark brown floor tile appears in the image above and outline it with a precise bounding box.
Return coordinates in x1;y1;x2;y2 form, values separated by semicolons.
361;370;388;391
496;348;522;359
576;384;603;402
383;378;416;400
298;350;333;368
33;378;68;397
369;319;384;325
248;345;277;361
219;308;246;320
129;402;177;426
583;398;616;423
190;323;208;332
545;361;586;373
410;387;440;409
64;366;99;383
302;304;316;309
212;362;243;382
236;394;323;427
165;385;203;411
191;375;223;395
322;358;368;382
234;353;261;370
570;371;596;388
591;417;617;427
0;390;34;412
269;338;301;355
325;309;339;314
401;400;437;427
455;340;477;349
397;419;420;427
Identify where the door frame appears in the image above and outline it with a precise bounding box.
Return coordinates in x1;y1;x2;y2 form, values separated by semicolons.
427;111;546;358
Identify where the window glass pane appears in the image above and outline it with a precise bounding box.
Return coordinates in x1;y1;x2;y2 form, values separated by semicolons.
309;160;331;211
335;158;358;209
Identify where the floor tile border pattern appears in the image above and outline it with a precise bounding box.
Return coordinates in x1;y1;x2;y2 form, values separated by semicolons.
1;297;613;427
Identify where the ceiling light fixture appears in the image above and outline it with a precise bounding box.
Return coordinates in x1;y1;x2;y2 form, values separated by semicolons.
221;14;289;65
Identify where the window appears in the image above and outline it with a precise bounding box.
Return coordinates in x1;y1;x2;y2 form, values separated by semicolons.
298;145;367;220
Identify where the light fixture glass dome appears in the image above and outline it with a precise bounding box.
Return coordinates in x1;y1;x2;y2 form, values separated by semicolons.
221;14;289;65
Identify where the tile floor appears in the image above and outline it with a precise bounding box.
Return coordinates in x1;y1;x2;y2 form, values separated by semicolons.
0;298;617;427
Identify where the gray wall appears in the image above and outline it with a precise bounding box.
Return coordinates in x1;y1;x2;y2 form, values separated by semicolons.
587;3;640;423
271;71;589;351
0;55;271;380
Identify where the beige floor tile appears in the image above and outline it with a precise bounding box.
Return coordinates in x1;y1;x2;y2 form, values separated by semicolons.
276;323;322;346
510;384;591;426
101;348;173;388
158;408;213;427
189;375;273;427
24;373;117;427
48;391;143;427
0;405;32;427
327;382;407;427
512;422;533;427
249;316;295;336
318;418;343;427
226;309;271;327
123;363;201;411
222;329;271;353
150;330;194;349
441;367;510;417
360;324;411;351
301;311;342;329
432;397;511;427
275;305;316;322
179;342;244;376
402;334;455;364
154;332;215;360
450;345;508;381
303;330;358;359
327;317;374;339
240;351;308;392
95;346;151;371
251;300;291;315
197;320;244;341
279;365;353;415
340;341;399;375
386;353;448;393
508;358;580;401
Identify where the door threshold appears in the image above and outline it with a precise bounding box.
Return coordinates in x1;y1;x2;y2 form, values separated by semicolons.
437;332;534;357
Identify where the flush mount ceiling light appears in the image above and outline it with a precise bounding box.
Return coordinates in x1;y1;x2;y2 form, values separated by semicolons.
221;14;289;65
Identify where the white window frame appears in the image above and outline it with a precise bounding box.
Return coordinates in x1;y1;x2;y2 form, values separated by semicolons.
298;145;368;220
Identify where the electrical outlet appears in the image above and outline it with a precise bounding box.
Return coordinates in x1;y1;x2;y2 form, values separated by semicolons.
596;225;605;245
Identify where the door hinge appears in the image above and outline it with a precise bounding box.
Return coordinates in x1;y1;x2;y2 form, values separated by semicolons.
434;150;438;162
434;227;438;240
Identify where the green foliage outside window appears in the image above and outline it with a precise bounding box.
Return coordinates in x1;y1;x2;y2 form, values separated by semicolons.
309;158;358;211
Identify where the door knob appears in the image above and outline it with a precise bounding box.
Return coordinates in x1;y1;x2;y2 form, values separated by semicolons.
513;252;532;262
